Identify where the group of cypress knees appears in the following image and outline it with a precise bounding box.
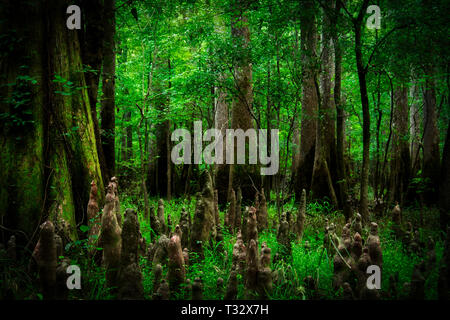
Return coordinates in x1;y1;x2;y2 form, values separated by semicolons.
1;171;449;300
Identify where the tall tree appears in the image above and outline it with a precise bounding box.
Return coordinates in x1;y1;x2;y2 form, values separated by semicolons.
80;0;109;187
409;81;421;176
0;0;104;245
295;0;318;201
331;0;351;220
229;0;260;202
101;0;117;178
310;7;338;207
389;84;410;206
342;0;371;222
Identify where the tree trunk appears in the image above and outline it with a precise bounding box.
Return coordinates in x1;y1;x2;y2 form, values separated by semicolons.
389;85;410;206
0;0;104;247
374;73;382;199
295;0;318;201
101;0;116;178
291;119;300;187
422;68;440;203
354;0;371;223
148;54;170;198
167;59;172;200
120;112;127;163
229;0;260;202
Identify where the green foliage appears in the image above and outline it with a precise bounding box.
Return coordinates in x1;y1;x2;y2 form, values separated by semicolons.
0;68;36;130
117;190;445;300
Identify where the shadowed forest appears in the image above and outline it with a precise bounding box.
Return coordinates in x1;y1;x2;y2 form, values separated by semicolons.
0;0;449;301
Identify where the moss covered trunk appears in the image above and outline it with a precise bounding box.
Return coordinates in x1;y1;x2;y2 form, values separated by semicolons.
0;0;104;248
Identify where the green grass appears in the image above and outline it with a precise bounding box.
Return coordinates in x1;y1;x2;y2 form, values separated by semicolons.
118;192;445;300
1;192;443;300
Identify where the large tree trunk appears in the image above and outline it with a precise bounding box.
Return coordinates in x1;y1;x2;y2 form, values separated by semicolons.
295;0;318;201
389;85;410;206
409;82;421;176
229;0;260;202
79;0;109;187
354;0;371;223
290;26;300;190
332;0;351;220
0;0;104;247
291;119;300;187
101;0;116;178
311;8;338;207
147;54;170;198
126;111;133;161
167;59;172;200
120;109;132;165
422;68;440;203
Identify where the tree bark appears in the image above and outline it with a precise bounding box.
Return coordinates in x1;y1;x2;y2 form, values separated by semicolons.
0;0;104;246
332;0;351;220
80;0;109;187
229;0;260;202
295;0;318;201
311;8;338;207
101;0;116;178
148;53;170;198
215;74;229;205
422;68;440;203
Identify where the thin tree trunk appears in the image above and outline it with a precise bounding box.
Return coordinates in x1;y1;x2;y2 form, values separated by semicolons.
332;0;351;220
167;59;172;200
374;73;382;199
389;84;410;206
311;8;338;207
80;0;109;187
137;105;149;223
354;0;371;223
